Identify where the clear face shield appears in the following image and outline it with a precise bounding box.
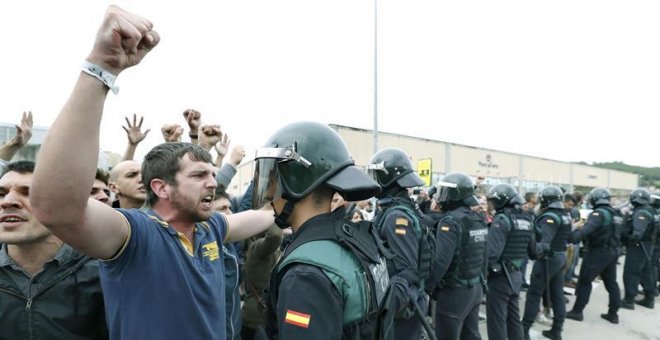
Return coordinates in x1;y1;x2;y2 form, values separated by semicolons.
434;180;458;203
252;145;311;209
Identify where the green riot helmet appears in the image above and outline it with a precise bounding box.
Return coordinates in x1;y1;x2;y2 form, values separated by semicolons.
366;148;424;191
539;185;564;209
629;188;650;206
252;121;381;210
434;172;478;206
487;183;519;210
588;187;611;207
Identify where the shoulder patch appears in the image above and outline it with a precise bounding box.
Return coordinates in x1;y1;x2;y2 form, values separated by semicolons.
546;219;554;224
395;227;407;235
285;309;311;328
441;225;450;232
638;215;646;220
592;212;599;216
395;217;409;226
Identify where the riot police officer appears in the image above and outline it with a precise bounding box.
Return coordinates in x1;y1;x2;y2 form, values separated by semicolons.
522;185;574;340
367;147;430;340
621;188;656;309
652;193;660;296
429;173;487;340
256;122;391;339
566;188;622;324
486;184;537;340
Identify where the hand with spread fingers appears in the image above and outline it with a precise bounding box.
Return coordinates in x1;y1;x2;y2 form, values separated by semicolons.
214;133;230;158
0;111;33;161
11;111;33;147
123;114;150;145
121;113;150;160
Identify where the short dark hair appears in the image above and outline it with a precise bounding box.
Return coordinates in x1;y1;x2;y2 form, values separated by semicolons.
311;184;335;209
95;168;109;185
215;188;231;201
141;142;214;206
1;161;35;178
564;193;577;204
524;192;536;203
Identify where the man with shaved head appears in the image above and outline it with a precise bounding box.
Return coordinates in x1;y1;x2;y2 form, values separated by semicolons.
109;160;145;208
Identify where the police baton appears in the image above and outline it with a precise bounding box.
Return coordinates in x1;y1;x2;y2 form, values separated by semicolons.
639;241;652;262
500;262;516;292
412;299;437;340
544;257;552;311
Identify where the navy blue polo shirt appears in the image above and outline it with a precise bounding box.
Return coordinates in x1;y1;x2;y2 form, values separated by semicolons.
100;209;229;340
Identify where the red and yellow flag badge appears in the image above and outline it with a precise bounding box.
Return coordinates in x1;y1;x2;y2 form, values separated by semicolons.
285;310;311;328
395;227;407;235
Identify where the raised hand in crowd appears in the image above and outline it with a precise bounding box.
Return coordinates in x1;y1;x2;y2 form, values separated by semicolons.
121;113;150;160
198;124;223;151
0;111;33;161
86;5;160;76
214;132;230;166
161;124;183;142
183;108;201;144
31;5;160;260
228;145;246;167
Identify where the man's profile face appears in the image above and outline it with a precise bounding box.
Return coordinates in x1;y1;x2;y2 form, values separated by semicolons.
0;171;52;245
110;161;146;202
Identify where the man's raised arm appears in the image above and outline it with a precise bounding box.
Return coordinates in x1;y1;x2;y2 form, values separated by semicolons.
31;6;160;259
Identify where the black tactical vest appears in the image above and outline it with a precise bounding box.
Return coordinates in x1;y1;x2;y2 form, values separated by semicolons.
537;209;572;252
636;207;657;242
442;206;488;286
373;197;435;287
498;208;534;263
586;206;621;248
265;210;394;340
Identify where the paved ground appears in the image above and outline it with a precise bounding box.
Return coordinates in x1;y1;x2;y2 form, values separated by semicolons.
474;256;660;340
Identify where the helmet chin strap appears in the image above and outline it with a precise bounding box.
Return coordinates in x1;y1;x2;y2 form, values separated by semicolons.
272;200;296;229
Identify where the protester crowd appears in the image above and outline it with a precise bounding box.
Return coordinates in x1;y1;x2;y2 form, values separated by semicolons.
0;6;658;340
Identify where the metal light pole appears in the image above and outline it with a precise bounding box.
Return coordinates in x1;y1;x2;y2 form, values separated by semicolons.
373;0;379;154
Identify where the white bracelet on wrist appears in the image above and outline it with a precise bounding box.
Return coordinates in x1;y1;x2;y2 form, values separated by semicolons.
81;61;119;94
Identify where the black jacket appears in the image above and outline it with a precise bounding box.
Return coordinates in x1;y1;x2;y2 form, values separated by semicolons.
0;244;107;340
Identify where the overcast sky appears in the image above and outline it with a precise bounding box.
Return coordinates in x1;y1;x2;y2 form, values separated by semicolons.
2;1;659;167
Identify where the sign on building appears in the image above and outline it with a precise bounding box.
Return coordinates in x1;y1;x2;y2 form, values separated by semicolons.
417;158;432;187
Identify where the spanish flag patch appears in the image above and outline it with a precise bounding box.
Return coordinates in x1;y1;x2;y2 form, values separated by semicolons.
441;226;450;232
395;227;407;235
546;219;554;224
285;310;311;328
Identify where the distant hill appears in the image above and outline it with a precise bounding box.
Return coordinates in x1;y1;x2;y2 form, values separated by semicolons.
583;161;660;188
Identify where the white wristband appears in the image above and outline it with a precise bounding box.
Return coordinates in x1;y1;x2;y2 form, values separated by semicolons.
81;61;119;94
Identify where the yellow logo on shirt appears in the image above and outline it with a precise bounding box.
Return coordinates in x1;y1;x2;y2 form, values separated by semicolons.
202;242;220;261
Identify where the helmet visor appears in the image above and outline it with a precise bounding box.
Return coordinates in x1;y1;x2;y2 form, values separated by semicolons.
434;180;457;203
252;145;312;208
252;158;283;209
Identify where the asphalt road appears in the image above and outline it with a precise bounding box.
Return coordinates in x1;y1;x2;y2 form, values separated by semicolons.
476;256;659;340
